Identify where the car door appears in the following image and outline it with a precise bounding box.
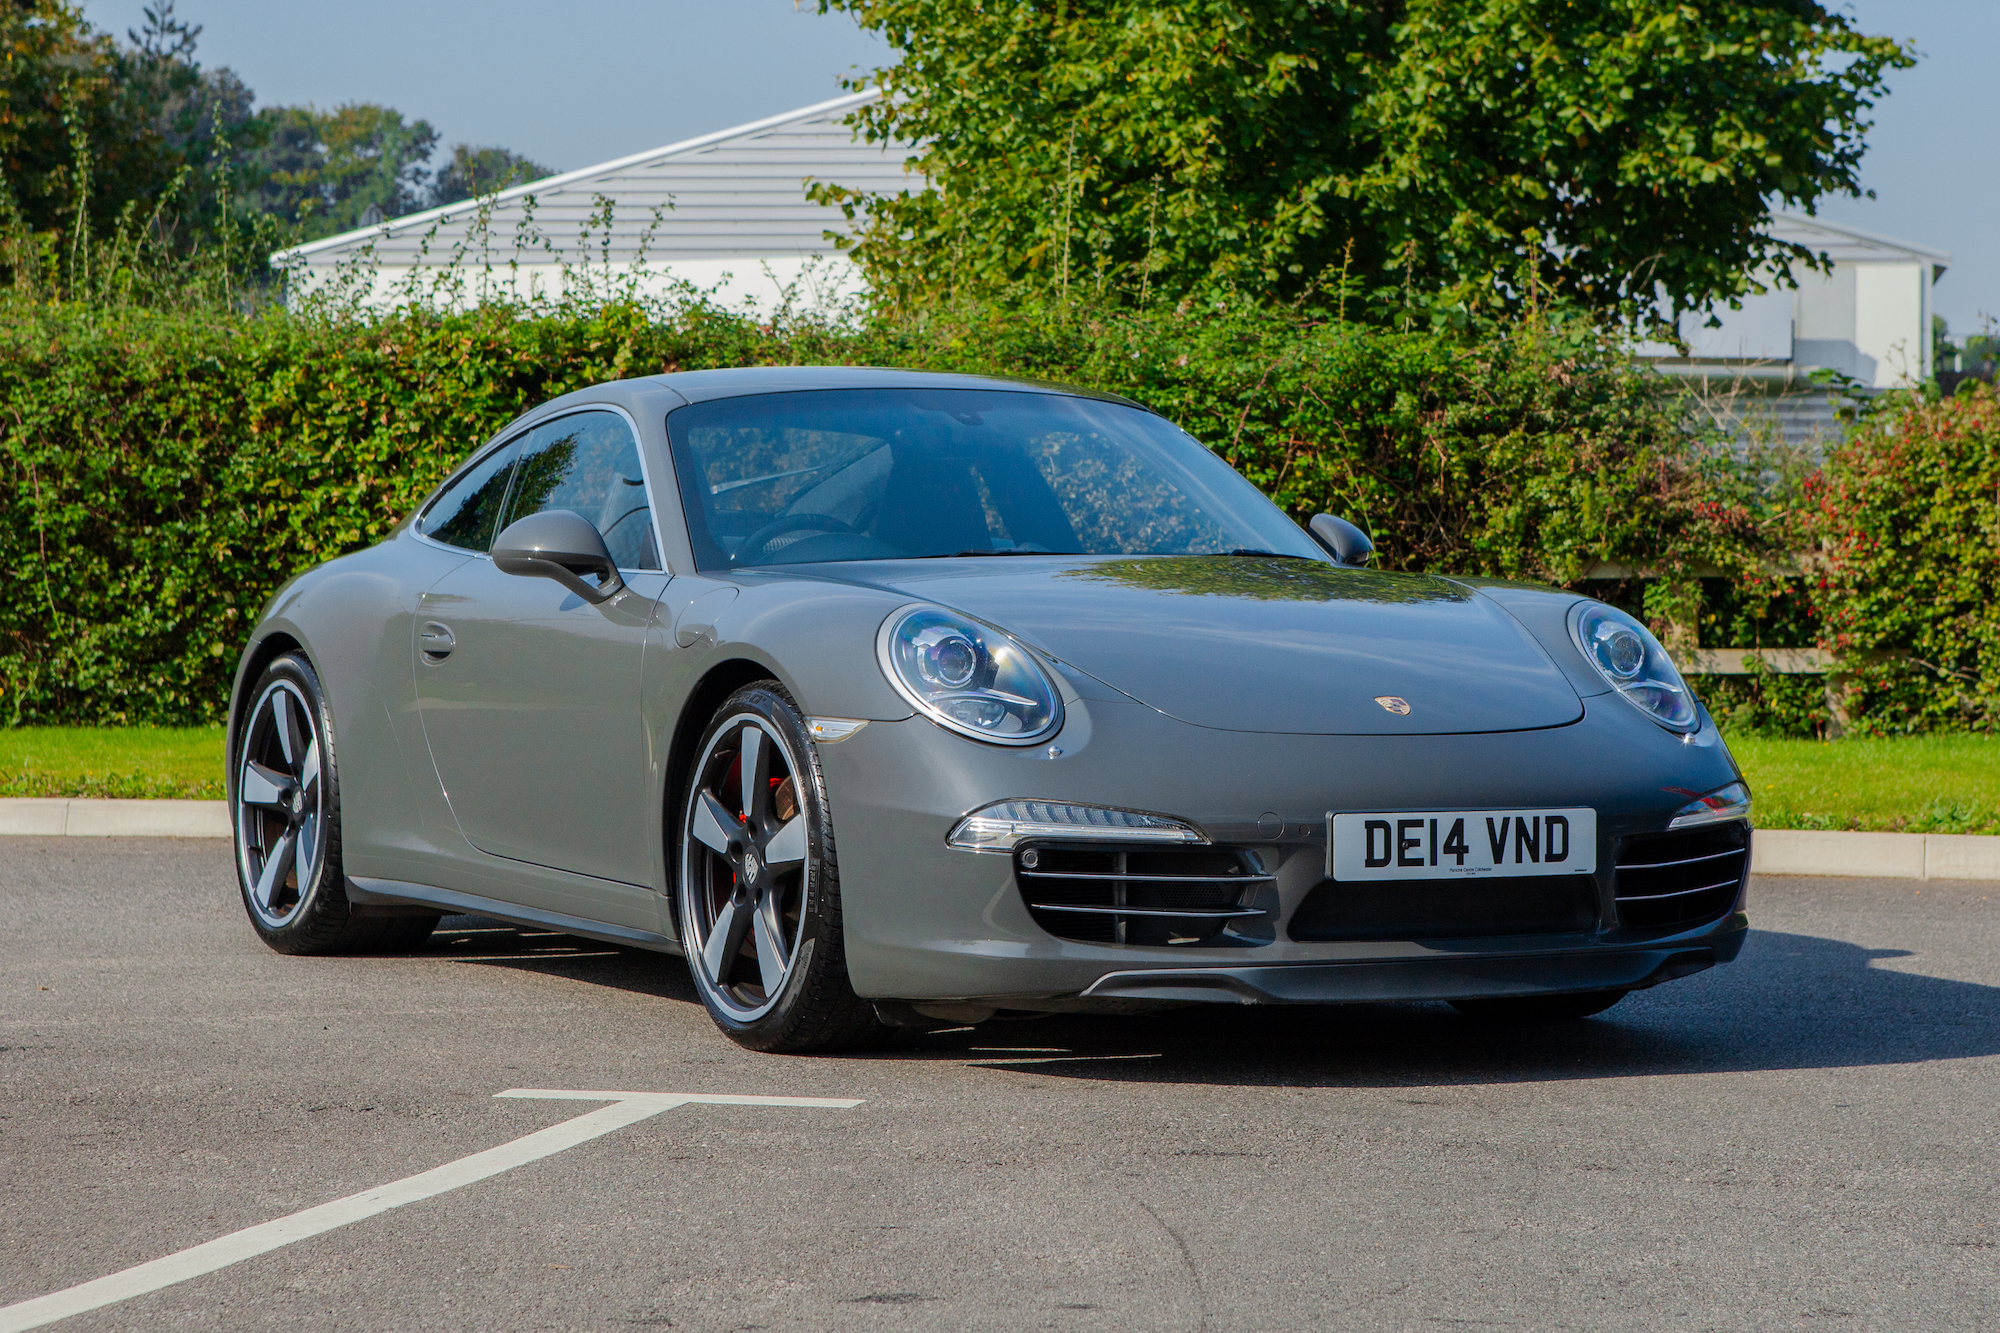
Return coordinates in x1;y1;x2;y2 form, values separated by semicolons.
415;407;670;897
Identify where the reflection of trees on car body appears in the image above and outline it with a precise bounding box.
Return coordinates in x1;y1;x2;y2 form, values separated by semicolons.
1058;558;1471;604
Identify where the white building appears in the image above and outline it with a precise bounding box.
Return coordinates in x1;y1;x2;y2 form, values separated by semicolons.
1644;212;1950;389
274;90;903;312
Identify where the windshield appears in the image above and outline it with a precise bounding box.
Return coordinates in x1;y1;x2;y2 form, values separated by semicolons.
664;388;1326;570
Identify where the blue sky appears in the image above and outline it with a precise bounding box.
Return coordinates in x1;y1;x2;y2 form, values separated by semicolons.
83;1;1997;331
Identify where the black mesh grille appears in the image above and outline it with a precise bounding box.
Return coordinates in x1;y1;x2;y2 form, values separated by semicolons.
1288;875;1599;942
1015;843;1267;946
1613;823;1748;931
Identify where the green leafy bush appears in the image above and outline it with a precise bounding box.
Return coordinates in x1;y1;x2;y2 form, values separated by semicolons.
1810;384;2000;733
1690;664;1834;740
0;293;1766;726
0;300;752;723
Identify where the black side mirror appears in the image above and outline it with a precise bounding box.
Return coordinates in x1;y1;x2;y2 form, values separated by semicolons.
1309;513;1374;567
492;509;626;603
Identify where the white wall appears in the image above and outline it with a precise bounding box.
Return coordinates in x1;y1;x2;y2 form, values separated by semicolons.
1675;285;1794;361
1644;259;1936;389
287;253;867;317
1793;265;1862;381
1854;262;1930;386
1793;261;1930;387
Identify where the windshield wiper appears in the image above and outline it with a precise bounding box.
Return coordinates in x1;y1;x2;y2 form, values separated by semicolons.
1223;548;1315;559
710;463;830;496
947;547;1077;557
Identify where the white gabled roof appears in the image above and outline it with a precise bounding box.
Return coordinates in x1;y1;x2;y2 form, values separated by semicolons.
275;89;912;268
1769;211;1951;272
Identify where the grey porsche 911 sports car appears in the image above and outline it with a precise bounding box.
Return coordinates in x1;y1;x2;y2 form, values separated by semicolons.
226;366;1751;1051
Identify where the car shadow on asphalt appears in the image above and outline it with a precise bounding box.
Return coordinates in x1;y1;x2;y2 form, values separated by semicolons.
421;915;703;1003
901;930;2000;1086
413;922;2000;1085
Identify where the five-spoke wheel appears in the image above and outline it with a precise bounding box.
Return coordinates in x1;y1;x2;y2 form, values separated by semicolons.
685;712;808;1018
677;685;879;1051
238;674;326;931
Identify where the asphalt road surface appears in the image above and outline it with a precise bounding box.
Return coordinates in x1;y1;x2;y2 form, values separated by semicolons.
2;837;1996;1331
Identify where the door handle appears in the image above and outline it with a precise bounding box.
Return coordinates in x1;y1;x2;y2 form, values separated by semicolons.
419;621;456;663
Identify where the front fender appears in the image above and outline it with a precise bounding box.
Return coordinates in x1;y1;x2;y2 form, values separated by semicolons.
689;575;918;722
227;534;471;881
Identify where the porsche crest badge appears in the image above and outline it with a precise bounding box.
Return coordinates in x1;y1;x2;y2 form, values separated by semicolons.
1374;695;1412;715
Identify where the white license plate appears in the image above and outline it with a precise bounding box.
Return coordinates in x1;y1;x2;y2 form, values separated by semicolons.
1330;809;1596;881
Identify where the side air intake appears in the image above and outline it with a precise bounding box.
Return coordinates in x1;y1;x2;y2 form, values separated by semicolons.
1015;843;1269;946
1613;824;1748;931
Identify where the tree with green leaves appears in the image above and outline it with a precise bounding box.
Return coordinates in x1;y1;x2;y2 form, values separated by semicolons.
244;104;439;239
0;1;247;236
431;144;553;207
815;0;1913;325
0;1;554;298
0;0;273;301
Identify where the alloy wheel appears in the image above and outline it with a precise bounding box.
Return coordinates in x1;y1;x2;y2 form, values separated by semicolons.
682;714;809;1022
236;679;325;929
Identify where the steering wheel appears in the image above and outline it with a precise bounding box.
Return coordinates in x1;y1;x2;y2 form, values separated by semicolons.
733;513;860;566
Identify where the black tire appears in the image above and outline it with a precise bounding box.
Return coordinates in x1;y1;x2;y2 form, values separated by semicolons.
676;683;882;1053
231;651;382;955
1449;989;1629;1023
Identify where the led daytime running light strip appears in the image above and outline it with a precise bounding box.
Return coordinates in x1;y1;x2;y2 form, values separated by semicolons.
946;800;1206;853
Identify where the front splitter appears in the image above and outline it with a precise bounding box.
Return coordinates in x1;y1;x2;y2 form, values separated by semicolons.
1078;927;1744;1006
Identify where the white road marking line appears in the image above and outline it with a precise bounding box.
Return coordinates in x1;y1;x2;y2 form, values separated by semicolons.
970;1053;1162;1065
0;1089;863;1333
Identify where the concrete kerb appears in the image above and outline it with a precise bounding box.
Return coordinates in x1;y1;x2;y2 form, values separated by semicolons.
0;800;1996;881
0;799;231;838
1749;829;2000;881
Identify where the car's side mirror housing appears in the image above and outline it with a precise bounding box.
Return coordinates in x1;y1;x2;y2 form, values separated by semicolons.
492;509;626;603
1309;513;1374;567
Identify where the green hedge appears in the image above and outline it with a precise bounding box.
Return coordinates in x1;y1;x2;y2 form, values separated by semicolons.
1809;384;2000;734
0;295;1772;725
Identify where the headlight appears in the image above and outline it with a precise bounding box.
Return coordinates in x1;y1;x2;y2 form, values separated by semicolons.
1667;781;1751;829
877;605;1063;745
1571;603;1699;733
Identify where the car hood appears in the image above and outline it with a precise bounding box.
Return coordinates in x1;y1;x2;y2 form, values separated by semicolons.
818;555;1585;735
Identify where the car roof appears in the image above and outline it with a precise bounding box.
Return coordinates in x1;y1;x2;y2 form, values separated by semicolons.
475;366;1154;467
649;365;1147;410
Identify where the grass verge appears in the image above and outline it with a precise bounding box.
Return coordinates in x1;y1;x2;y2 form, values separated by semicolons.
0;726;225;800
1724;733;2000;836
2;727;1995;836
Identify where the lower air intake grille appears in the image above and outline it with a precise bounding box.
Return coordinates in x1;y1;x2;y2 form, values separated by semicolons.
1016;843;1268;946
1288;875;1598;942
1614;823;1748;931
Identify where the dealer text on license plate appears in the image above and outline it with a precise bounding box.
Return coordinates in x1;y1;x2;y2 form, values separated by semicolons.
1329;809;1596;881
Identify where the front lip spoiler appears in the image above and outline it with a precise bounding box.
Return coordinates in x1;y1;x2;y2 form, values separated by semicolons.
1078;932;1742;1006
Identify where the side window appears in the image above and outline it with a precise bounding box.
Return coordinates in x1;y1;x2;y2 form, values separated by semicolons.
500;410;661;570
419;442;519;551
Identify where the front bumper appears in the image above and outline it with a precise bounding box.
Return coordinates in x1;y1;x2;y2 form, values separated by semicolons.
818;686;1748;1007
